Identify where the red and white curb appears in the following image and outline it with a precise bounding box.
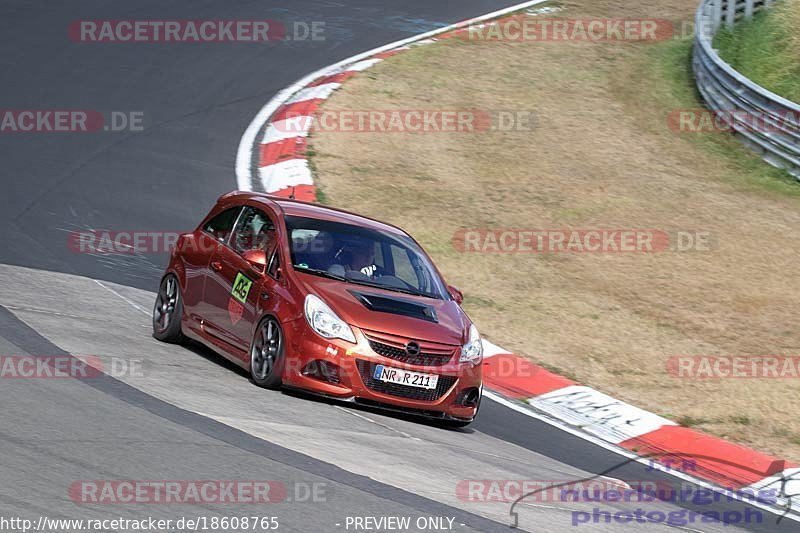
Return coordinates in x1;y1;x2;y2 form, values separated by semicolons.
235;0;799;522
482;347;798;518
235;0;552;197
252;55;394;201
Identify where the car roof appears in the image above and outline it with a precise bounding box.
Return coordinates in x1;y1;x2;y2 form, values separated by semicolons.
220;191;407;236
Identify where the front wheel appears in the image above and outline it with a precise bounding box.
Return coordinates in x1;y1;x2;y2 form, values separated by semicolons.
250;317;284;389
153;274;184;343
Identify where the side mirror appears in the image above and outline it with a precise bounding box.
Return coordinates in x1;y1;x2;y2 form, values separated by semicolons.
242;249;267;275
448;285;464;305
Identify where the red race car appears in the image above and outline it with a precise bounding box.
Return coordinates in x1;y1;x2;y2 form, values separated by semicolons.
153;191;483;426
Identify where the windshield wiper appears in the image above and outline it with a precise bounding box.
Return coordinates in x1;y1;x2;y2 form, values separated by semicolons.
345;278;435;299
294;266;347;282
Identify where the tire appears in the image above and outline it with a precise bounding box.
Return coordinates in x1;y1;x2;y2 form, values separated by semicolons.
250;317;284;389
153;274;184;343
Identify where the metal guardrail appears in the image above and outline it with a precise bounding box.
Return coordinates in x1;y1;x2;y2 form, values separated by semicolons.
693;0;800;178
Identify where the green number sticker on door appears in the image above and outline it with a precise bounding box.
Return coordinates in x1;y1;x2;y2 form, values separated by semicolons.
231;272;253;304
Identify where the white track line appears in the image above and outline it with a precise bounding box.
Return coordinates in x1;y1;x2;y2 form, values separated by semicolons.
235;0;550;190
332;405;421;441
94;279;150;316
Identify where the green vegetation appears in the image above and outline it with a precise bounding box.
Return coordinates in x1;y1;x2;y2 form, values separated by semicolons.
645;36;800;195
677;415;711;428
714;1;800;103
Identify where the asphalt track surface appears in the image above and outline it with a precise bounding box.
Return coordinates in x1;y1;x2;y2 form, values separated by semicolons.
0;2;794;532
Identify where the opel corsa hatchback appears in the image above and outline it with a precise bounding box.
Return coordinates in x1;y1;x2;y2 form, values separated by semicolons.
153;191;483;426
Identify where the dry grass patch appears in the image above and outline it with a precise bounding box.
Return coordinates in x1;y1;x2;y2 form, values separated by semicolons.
310;0;800;460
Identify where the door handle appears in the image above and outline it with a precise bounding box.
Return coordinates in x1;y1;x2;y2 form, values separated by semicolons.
211;261;223;272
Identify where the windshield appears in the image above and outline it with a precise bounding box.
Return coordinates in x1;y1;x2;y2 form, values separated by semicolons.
285;215;447;299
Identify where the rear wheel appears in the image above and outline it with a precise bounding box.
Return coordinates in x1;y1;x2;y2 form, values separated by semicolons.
250;317;284;389
153;274;184;343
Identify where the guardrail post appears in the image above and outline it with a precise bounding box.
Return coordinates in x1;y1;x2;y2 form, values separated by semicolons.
745;0;755;18
725;0;736;28
712;0;723;31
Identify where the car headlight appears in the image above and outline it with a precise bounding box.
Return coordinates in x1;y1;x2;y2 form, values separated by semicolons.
304;294;356;344
459;324;483;365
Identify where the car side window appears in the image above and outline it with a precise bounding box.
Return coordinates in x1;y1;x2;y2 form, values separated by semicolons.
202;207;241;242
232;206;275;254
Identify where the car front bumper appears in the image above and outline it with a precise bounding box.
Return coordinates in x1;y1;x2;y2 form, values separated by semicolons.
281;321;482;421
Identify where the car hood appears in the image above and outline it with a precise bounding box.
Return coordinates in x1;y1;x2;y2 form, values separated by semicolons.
297;272;467;346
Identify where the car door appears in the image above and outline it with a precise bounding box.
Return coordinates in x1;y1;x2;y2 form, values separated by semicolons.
184;206;242;324
202;206;278;356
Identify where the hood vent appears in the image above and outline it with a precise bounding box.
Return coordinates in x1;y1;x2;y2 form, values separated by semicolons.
348;290;438;323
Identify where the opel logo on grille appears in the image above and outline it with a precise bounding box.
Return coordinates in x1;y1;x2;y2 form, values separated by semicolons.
405;341;421;356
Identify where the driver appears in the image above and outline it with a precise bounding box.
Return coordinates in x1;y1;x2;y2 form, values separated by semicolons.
341;241;376;277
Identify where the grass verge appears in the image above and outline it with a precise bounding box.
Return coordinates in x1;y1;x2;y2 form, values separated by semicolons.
714;1;800;103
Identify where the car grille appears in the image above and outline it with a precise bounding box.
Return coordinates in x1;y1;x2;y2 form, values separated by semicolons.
356;360;456;402
365;335;455;367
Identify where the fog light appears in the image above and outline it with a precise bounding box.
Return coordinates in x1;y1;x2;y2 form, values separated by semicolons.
302;360;341;384
456;387;481;407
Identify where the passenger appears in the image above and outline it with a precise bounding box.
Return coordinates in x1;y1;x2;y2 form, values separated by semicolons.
305;231;336;270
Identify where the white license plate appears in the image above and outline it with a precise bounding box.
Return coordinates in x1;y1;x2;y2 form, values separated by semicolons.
373;365;439;390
